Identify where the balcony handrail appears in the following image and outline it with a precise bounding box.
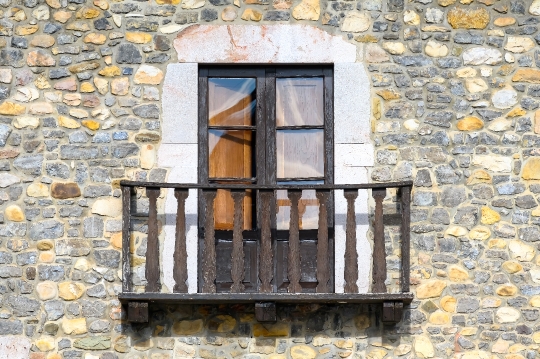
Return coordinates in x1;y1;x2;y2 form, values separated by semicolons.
120;180;413;190
120;180;412;302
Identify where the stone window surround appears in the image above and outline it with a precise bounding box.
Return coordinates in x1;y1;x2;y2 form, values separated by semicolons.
157;24;374;293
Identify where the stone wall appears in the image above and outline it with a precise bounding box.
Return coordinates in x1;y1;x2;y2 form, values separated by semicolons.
1;0;540;357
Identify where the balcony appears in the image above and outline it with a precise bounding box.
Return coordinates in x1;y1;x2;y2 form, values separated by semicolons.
118;180;413;323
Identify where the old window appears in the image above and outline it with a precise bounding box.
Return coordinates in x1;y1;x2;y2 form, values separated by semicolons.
198;65;334;293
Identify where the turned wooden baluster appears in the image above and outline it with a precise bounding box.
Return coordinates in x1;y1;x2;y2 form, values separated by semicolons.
173;189;189;293
202;190;217;293
121;186;132;292
259;190;274;293
145;187;161;292
400;186;411;293
372;188;387;293
316;190;330;293
343;190;358;293
287;190;302;293
230;190;246;293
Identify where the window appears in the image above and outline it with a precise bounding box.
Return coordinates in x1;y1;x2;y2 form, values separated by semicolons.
198;65;334;293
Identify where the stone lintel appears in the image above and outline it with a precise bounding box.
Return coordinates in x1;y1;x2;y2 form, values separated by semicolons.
173;24;357;63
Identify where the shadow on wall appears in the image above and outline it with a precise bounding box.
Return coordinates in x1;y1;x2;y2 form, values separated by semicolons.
117;303;414;357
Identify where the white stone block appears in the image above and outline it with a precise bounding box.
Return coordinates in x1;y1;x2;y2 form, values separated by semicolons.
335;143;374;184
162;63;198;144
0;337;31;359
157;143;198;183
334;63;371;144
157;143;198;292
173;25;357;64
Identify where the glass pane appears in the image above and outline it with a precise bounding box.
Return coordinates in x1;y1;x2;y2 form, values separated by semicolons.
276;78;323;127
276;182;323;230
276;129;324;179
214;189;254;230
209;78;256;126
209;130;254;179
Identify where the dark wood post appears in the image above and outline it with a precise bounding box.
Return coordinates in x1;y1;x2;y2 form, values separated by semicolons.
287;190;302;293
343;190;358;293
121;185;132;293
372;188;387;293
259;190;274;293
173;189;189;293
316;190;330;293
145;187;161;292
202;190;217;293
400;185;411;293
230;190;246;293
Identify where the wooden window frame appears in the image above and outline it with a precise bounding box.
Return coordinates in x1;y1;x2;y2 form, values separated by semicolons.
197;65;334;293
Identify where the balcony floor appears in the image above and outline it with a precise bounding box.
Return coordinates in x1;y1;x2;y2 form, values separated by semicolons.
119;292;414;304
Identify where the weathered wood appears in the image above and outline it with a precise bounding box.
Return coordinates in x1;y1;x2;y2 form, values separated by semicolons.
343;190;359;293
230;190;246;293
202;190;217;293
287;190;302;293
119;292;414;304
315;190;330;293
145;187;161;293
382;301;395;323
122;186;132;292
259;190;274;293
127;302;149;323
120;180;414;191
255;302;277;322
400;186;411;293
372;188;387;293
173;189;189;293
381;301;404;324
323;67;334;189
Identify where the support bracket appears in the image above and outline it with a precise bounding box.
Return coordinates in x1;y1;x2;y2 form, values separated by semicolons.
255;302;277;322
381;301;403;324
127;302;149;323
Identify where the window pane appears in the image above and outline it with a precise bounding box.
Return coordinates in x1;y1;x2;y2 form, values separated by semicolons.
214;189;254;230
276;129;324;179
276;78;323;127
209;129;255;230
209;130;254;179
209;78;256;126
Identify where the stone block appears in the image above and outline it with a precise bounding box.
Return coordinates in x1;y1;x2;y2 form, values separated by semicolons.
162;63;198;144
334;62;371;144
0;337;31;359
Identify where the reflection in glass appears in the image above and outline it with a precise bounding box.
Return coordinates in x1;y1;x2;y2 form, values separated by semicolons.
276;129;324;179
276;78;323;127
276;181;323;230
214;189;254;230
209;78;256;126
209;130;254;231
209;130;254;179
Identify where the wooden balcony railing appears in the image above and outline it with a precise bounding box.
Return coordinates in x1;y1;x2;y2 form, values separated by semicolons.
118;180;413;323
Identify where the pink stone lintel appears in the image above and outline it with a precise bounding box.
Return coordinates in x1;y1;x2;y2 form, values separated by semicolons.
173;24;357;63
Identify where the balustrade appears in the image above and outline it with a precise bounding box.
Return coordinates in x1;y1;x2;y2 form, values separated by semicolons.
119;180;413;323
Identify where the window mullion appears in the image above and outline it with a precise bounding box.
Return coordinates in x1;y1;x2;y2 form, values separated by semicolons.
198;67;209;186
265;67;277;186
